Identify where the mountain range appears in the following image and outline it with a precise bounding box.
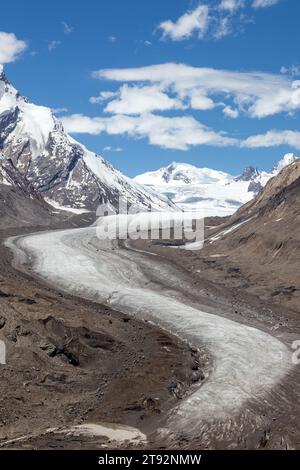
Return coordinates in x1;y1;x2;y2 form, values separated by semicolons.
0;66;172;216
134;154;297;216
1;66;298;222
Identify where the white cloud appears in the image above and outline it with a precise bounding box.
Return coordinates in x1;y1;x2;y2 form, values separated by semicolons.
249;80;300;118
63;113;300;152
144;40;152;46
93;63;300;119
62;22;74;34
103;84;184;115
157;1;279;42
280;64;300;77
62;114;106;134
89;91;117;104
108;35;117;43
63;62;300;153
223;106;239;118
0;32;27;64
219;0;245;12
52;107;68;114
242;130;300;149
158;5;210;41
252;0;280;8
48;40;61;51
214;16;231;39
62;113;238;150
103;146;123;152
179;88;216;110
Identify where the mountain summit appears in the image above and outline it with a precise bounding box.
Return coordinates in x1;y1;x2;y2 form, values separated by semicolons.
273;153;297;173
235;166;260;182
0;67;172;212
134;156;298;216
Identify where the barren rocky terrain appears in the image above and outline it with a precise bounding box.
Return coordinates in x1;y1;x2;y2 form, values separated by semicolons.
0;213;207;449
3;217;299;450
1;158;300;450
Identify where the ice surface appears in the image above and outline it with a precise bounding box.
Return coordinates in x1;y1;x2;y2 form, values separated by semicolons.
7;219;292;436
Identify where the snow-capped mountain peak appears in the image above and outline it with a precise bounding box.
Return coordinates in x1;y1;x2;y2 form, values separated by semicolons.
134;156;298;217
135;162;233;187
0;69;174;212
1;69;296;217
235;166;260;182
0;69;63;159
273;153;297;173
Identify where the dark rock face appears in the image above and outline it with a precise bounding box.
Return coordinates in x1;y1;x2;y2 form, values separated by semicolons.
235;166;263;194
236;166;260;182
0;108;19;146
248;180;263;193
0;71;170;212
0;123;161;211
162;164;192;184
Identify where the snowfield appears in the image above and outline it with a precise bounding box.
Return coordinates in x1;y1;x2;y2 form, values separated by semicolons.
6;217;292;438
134;156;297;217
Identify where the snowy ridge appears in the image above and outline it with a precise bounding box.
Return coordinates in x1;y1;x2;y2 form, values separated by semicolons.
135;162;233;187
0;69;174;212
134;155;298;216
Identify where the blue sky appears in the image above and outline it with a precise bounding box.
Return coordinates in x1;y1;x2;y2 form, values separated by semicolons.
1;0;299;176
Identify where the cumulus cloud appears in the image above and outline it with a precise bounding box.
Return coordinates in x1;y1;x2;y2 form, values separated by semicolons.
219;0;245;12
62;61;300;153
103;84;184;115
158;5;210;41
63;110;300;152
157;1;279;42
252;0;280;8
223;106;239;118
89;91;117;104
182;88;216;111
62;113;238;151
280;64;300;77
0;32;27;64
242;130;300;149
62;110;300;152
93;63;300;119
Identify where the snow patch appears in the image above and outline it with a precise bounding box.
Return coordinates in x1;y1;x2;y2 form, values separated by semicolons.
209;216;257;244
45;198;91;214
61;423;147;444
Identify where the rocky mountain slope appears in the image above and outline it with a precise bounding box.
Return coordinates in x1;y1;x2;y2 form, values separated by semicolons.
0;66;172;213
134;155;297;216
198;157;300;312
138;156;300;314
0;182;54;229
